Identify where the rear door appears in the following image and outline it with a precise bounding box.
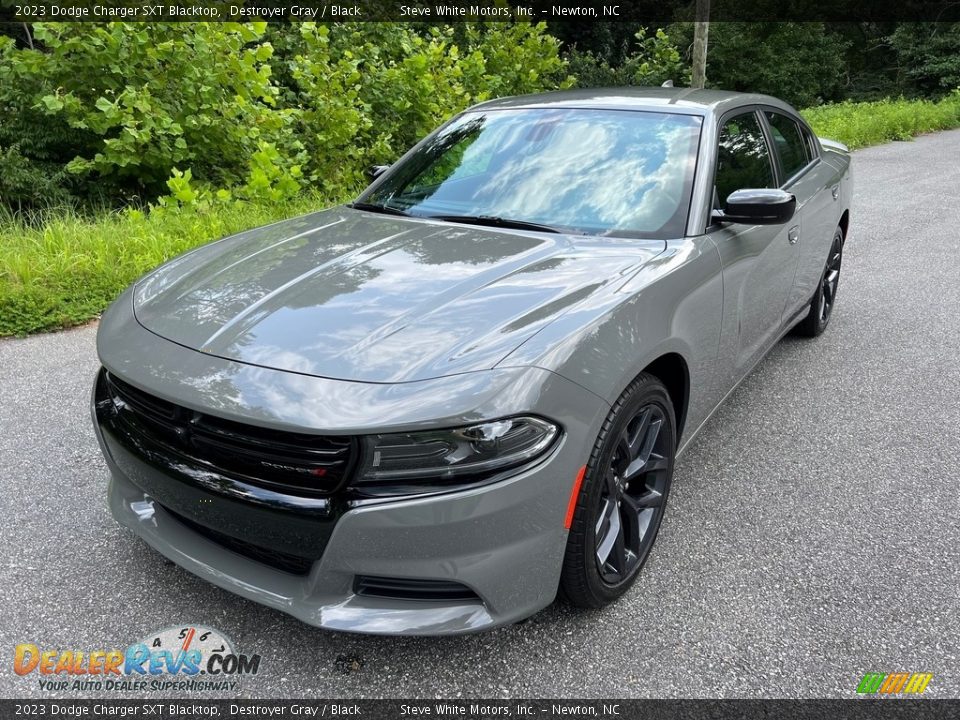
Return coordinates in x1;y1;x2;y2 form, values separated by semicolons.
710;109;800;383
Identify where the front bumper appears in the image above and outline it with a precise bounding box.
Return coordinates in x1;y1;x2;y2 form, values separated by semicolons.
93;293;609;634
97;415;587;634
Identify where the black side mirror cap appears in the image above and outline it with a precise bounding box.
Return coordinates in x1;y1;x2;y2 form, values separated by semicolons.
713;188;796;225
365;164;391;182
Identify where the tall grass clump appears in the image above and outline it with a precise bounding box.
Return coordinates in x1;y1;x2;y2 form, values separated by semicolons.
0;194;337;336
802;91;960;149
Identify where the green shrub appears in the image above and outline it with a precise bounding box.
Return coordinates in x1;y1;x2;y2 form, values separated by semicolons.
282;22;571;192
0;23;285;205
5;20;960;339
0;22;571;211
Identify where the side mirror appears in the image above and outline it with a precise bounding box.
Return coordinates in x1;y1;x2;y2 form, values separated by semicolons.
365;164;391;182
713;189;796;225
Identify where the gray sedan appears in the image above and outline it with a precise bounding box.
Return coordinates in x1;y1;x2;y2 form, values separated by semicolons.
92;88;852;635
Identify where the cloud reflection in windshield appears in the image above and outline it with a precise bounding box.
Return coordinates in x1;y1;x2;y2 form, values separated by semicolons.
368;109;702;239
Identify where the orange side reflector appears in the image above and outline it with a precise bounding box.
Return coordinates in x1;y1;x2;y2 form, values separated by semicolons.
564;466;587;529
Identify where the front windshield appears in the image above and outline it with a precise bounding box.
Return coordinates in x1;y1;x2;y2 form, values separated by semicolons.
359;108;702;238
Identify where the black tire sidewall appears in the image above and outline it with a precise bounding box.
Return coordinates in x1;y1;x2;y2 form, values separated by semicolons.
796;225;844;337
818;228;844;330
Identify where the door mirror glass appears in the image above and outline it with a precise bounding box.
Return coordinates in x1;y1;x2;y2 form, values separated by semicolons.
714;188;796;225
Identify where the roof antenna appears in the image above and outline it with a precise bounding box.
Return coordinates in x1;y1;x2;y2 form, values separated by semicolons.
661;79;674;87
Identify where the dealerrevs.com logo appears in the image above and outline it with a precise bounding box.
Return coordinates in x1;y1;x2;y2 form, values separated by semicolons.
14;625;261;693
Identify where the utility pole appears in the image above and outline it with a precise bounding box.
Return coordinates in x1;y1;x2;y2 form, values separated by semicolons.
691;0;710;89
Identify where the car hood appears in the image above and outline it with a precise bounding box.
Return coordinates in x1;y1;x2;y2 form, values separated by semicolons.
134;208;665;383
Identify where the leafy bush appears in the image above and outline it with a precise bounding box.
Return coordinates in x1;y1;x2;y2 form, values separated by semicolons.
0;23;285;206
0;22;571;211
6;92;959;337
5;21;960;338
280;22;571;192
0;21;573;335
0;38;90;208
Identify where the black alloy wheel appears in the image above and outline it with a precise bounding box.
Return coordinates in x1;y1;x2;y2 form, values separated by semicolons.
594;403;671;584
560;374;676;608
795;225;845;337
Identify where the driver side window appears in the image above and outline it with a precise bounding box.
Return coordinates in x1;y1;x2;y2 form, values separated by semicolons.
715;112;775;207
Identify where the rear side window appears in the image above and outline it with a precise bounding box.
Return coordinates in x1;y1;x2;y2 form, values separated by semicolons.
764;111;811;181
715;112;775;205
801;124;820;159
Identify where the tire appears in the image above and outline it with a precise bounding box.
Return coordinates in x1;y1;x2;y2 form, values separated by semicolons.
560;373;676;609
794;226;844;338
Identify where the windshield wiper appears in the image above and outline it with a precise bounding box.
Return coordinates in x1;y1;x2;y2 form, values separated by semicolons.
426;214;562;234
347;201;410;217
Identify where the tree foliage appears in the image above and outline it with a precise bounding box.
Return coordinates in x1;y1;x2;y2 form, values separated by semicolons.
0;22;571;211
559;21;960;106
566;28;688;89
889;23;960;96
2;20;959;215
668;22;850;108
2;23;283;203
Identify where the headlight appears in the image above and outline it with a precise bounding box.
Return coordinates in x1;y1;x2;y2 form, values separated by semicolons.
352;416;559;497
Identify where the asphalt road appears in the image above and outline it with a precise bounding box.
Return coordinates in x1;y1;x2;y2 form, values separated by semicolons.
2;130;959;700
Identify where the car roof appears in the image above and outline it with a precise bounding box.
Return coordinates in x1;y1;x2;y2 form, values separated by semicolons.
470;87;799;119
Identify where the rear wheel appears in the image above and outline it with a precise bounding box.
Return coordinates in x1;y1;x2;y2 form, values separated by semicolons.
794;226;844;337
560;374;676;608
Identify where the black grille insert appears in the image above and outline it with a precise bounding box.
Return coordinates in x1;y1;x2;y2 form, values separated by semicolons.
102;371;355;497
165;506;314;576
354;576;481;603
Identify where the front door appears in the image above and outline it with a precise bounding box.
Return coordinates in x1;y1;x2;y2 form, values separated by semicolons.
711;110;801;383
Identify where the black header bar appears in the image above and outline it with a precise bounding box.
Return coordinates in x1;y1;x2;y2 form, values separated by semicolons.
7;0;960;22
1;699;957;720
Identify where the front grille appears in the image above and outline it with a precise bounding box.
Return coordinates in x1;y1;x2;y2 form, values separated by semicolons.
165;506;315;576
102;370;356;497
354;576;481;603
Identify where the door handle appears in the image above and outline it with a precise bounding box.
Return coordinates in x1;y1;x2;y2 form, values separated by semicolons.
788;226;800;245
831;185;840;200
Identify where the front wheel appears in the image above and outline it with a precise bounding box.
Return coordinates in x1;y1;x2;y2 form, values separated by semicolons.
560;374;676;608
794;226;844;337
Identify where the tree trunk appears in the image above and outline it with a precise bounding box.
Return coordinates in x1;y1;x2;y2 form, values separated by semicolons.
691;0;710;89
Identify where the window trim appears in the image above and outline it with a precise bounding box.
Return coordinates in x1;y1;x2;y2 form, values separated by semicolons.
706;106;779;231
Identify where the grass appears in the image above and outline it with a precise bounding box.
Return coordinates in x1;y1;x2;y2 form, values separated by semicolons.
801;91;960;149
0;195;340;336
2;93;960;337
